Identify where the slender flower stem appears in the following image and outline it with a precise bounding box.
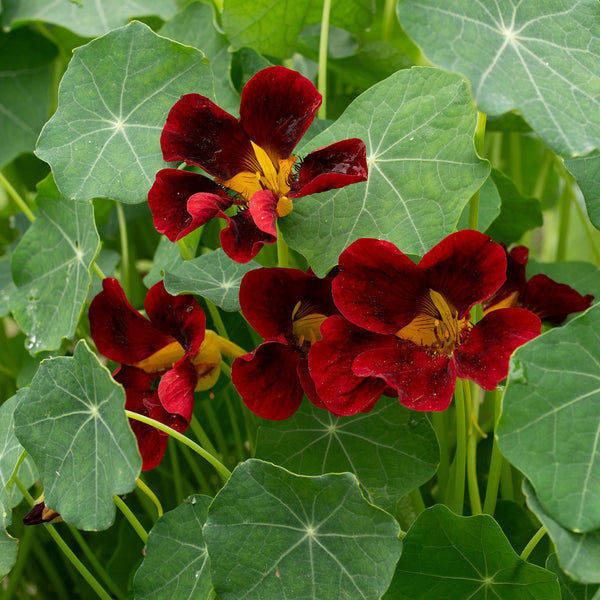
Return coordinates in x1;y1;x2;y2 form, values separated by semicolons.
190;414;220;458
520;525;547;561
449;381;467;514
202;401;229;461
177;238;194;261
205;298;229;340
276;222;289;268
483;389;504;515
317;0;332;119
93;262;106;280
509;132;523;191
226;388;246;461
468;112;487;231
115;201;130;297
169;441;185;503
382;0;397;42
556;183;572;262
500;458;515;501
13;477;113;600
125;410;231;482
136;477;163;518
180;442;212;494
0;171;36;222
431;411;450;501
464;380;482;515
114;494;148;544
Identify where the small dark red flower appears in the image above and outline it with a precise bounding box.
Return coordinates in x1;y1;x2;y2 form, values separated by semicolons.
231;268;338;420
313;231;542;414
483;245;594;323
89;278;243;468
148;66;368;262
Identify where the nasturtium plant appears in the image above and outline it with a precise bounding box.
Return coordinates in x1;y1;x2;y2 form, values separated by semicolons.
1;1;599;597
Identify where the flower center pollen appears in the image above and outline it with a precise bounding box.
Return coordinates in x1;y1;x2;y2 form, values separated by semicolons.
290;300;327;357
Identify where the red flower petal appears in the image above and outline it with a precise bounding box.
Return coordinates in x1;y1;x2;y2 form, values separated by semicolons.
333;238;428;334
248;189;278;237
353;343;457;412
419;230;507;317
295;359;333;413
523;274;594;323
290;139;368;198
232;342;304;420
239;66;321;162
239;267;336;341
89;278;173;364
160;93;255;180
148;169;232;242
144;281;206;356
219;207;277;263
308;315;396;416
454;308;541;389
157;357;198;426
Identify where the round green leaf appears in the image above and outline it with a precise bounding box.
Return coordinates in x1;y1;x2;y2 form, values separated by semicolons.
0;28;57;169
566;150;600;231
204;459;402;600
164;249;261;312
134;495;213;600
498;303;600;533
382;504;560;599
36;21;213;204
525;480;600;584
282;67;490;276
13;341;141;530
546;553;600;598
2;0;177;38
396;0;600;157
256;398;439;514
9;174;100;355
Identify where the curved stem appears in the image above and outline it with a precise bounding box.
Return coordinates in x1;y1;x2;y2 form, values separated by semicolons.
190;415;220;458
0;171;35;222
177;238;194;261
115;201;130;297
93;262;106;280
125;410;231;483
317;0;332;119
449;381;467;515
205;298;228;340
520;525;547;561
483;389;504;515
136;477;163;518
465;380;482;515
114;494;148;544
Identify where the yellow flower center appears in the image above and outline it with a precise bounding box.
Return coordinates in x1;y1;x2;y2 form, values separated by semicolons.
291;300;327;356
217;141;296;217
133;340;185;373
396;289;471;357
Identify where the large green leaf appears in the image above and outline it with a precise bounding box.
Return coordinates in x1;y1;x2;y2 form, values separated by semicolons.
396;0;600;157
382;504;560;599
204;459;402;600
36;21;213;204
256;398;439;514
498;303;600;533
164;249;261;312
222;0;373;59
0;28;57;169
1;0;177;38
282;67;490;276
133;495;213;600
525;480;600;584
546;553;600;598
9;175;100;355
13;341;141;530
566;150;600;231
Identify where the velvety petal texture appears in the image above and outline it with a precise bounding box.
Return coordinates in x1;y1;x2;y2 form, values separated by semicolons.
219;207;277;263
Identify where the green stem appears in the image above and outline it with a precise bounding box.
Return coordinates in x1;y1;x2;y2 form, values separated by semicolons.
276;222;289;268
202;401;229;461
169;440;185;503
509;132;523;191
125;410;231;482
500;458;515;501
317;0;332;119
572;190;600;265
556;184;572;262
408;487;426;516
483;389;504;515
468;112;487;231
382;0;396;42
136;477;163;518
115;201;130;297
93;262;106;280
30;539;71;600
113;494;148;544
226;389;246;462
179;442;212;494
431;411;450;501
0;171;35;222
190;414;220;458
464;380;482;515
449;381;467;514
520;525;547;561
177;238;194;261
205;298;228;340
68;525;125;600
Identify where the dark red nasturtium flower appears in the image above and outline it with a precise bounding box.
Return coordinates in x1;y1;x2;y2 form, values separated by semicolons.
483;245;594;323
312;231;542;414
89;278;244;469
148;66;368;263
231;268;338;420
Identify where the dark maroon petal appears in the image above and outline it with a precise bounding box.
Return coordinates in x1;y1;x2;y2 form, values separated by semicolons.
144;281;206;355
290;139;368;198
161;93;255;180
239;267;335;341
454;308;541;390
419;230;507;317
353;343;457;412
112;364;157;390
333;238;428;334
89;278;173;364
483;245;529;311
148;169;232;242
219;207;277;263
522;274;594;323
130;419;169;471
308;315;395;416
232;342;304;420
296;359;334;413
157;358;198;426
239;66;321;161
